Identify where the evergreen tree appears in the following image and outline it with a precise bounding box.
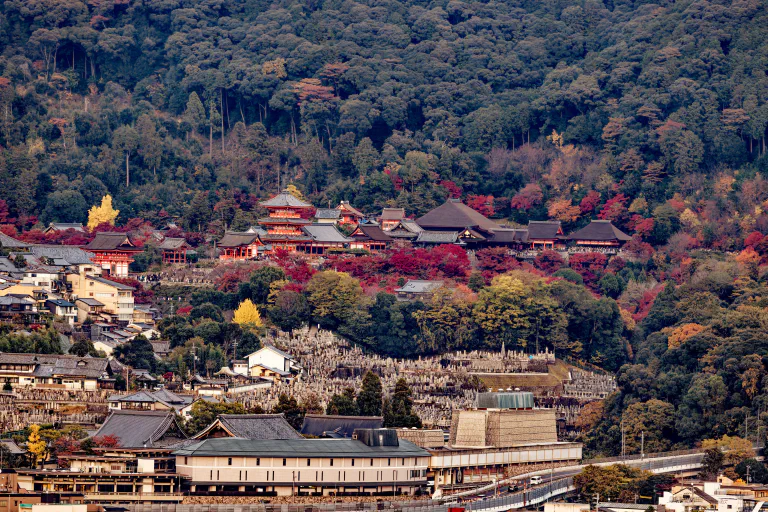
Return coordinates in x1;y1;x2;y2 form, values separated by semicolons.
383;378;422;428
356;371;383;416
326;387;358;416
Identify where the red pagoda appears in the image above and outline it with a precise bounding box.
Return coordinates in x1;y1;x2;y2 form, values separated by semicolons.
258;189;313;251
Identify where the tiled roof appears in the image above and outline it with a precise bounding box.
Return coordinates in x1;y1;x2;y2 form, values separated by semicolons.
380;208;405;221
302;224;350;243
0;353;110;379
259;190;313;208
258;217;311;225
87;276;134;290
200;414;303;440
395;280;444;294
29;246;94;265
76;298;104;307
568;220;632;242
337;201;365;218
47;223;85;233
351;225;392;242
84;232;138;251
416;199;499;231
174;436;428;458
218;232;260;248
300;415;384;438
315;208;341;219
157;238;190;250
487;229;529;243
415;231;459;243
93;410;187;448
0;233;29;248
527;221;563;240
248;345;295;362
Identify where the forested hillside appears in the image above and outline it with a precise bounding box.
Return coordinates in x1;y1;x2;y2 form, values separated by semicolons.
0;0;766;240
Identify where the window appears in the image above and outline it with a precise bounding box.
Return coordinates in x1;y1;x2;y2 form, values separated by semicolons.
388;458;391;466
282;458;287;466
351;459;355;467
330;459;333;467
401;458;405;465
184;457;188;464
370;458;373;466
228;458;232;466
256;458;260;466
307;458;311;466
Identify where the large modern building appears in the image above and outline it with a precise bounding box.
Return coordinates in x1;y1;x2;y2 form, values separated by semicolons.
174;429;430;497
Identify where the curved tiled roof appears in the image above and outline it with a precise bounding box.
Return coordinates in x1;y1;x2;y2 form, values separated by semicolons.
568;220;632;242
259;190;313;208
416;199;499;231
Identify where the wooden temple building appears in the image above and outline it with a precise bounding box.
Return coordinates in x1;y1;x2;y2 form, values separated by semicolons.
217;231;265;261
336;201;366;225
83;232;141;277
379;208;406;230
526;221;566;250
567;220;632;248
257;189;313;251
348;223;393;251
158;238;192;264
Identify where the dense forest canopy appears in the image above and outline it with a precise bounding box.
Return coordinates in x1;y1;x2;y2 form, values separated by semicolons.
0;0;765;242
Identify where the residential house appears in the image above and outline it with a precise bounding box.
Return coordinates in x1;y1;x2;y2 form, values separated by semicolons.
76;298;105;323
247;345;298;376
45;299;77;325
0;353;116;390
108;389;193;413
68;272;134;323
0;233;30;250
94;410;188;448
394;280;444;302
83;233;141;277
0;296;37;322
379;208;406;230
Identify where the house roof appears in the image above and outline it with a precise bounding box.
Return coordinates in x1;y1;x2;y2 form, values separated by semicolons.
84;232;139;251
0;233;29;249
47;223;85;233
337;201;365;218
0;296;34;306
157;238;190;250
568;220;632;242
350;225;392;242
218;232;260;248
395;280;444;294
193;414;302;440
527;221;563;240
0;438;26;455
248;345;295;362
416;231;459;244
314;208;341;220
174;437;428;458
416;199;499;231
76;298;104;307
0;353;111;379
300;415;384;438
259;190;313;208
29;245;94;265
302;224;350;243
0;257;18;273
87;276;134;290
380;208;405;221
93;410;188;448
47;299;75;307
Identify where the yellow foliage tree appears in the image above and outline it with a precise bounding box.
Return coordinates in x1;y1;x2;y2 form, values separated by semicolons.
667;323;705;350
87;195;119;230
233;299;263;329
285;184;305;201
547;198;581;223
702;435;755;466
27;424;47;465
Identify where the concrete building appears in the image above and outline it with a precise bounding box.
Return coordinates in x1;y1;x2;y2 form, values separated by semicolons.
174;429;430;497
67;271;134;323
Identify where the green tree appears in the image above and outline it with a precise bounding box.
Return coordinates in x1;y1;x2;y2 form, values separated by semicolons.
356;371;383;416
326;387;358;416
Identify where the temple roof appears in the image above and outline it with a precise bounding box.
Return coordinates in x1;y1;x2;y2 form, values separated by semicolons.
416;199;499;231
568;220;632;242
84;232;139;251
259;189;313;208
218;232;260;248
527;221;563;240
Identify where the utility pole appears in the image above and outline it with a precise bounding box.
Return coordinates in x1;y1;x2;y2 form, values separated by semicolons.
621;419;625;459
641;431;645;459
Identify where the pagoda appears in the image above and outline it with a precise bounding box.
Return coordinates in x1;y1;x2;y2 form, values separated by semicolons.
258;189;313;251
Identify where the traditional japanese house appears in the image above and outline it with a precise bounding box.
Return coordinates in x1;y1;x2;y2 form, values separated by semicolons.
217;232;264;261
83;233;141;277
336;201;366;225
379;208;406;230
302;224;351;255
43;223;85;234
386;219;423;240
158;238;192;264
567;220;632;249
258;189;314;251
394;280;444;301
527;221;565;250
0;233;29;250
348;224;393;251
